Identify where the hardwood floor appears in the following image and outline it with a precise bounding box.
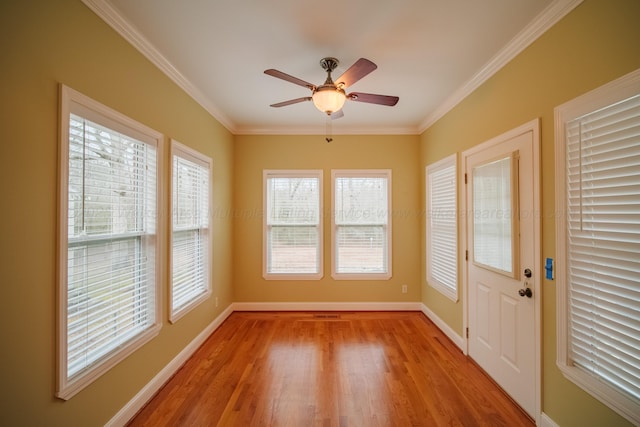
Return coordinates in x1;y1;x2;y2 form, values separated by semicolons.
127;312;534;427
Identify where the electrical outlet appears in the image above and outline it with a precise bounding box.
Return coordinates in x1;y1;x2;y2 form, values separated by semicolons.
215;297;219;307
402;284;408;294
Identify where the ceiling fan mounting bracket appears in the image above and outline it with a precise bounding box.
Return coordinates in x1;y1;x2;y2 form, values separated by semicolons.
319;57;339;73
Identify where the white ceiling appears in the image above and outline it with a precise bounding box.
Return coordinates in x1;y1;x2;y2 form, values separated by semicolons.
89;0;575;135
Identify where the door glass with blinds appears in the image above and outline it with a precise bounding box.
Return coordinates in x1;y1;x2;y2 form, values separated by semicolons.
472;153;519;278
426;155;458;301
58;86;161;400
332;170;392;279
555;70;640;424
264;170;323;279
170;141;211;322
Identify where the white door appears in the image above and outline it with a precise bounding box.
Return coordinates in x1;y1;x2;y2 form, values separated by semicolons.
465;123;539;419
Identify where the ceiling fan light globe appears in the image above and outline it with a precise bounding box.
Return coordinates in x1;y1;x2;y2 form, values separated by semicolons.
312;86;346;114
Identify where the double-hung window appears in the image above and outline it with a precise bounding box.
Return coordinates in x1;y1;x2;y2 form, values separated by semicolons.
57;86;162;400
263;170;323;279
332;170;392;280
555;69;640;425
426;155;458;301
170;140;212;322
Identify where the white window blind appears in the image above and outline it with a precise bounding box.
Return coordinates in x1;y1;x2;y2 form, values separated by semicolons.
171;141;211;321
333;170;391;279
264;171;322;279
59;86;161;400
426;155;458;301
566;93;640;402
556;70;640;424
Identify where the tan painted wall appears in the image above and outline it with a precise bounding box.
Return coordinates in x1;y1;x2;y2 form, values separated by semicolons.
233;134;422;303
0;0;234;425
419;0;640;425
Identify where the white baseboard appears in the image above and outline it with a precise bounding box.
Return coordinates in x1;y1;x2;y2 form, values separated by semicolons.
540;412;560;427
419;303;465;351
232;301;424;312
105;304;234;427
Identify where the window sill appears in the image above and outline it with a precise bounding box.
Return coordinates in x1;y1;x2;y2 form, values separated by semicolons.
557;360;640;425
263;273;324;281
331;272;392;281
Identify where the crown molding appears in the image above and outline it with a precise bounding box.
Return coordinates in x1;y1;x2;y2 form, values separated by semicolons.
418;0;584;133
235;124;421;136
81;0;237;133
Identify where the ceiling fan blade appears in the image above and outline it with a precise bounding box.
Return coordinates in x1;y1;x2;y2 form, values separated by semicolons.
270;97;312;108
264;69;316;90
348;92;399;106
335;58;377;89
330;110;344;120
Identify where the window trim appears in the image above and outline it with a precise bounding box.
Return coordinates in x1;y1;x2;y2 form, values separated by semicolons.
57;85;163;400
426;154;458;301
554;68;640;425
263;170;324;280
331;169;392;280
169;140;212;323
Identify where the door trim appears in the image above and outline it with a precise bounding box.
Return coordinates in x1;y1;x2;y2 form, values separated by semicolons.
460;118;541;424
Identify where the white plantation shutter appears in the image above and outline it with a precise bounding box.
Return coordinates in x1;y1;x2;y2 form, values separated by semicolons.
565;93;640;402
171;142;211;321
59;86;161;400
264;171;322;278
333;171;391;278
426;156;458;300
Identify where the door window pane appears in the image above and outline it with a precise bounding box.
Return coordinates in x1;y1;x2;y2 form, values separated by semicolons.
472;154;518;276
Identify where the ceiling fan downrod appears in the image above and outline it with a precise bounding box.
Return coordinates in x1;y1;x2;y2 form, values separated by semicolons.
319;57;339;85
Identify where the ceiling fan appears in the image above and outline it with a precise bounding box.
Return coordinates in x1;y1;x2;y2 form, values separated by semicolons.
264;57;399;119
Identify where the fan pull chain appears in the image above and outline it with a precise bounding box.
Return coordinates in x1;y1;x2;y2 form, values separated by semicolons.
325;115;333;143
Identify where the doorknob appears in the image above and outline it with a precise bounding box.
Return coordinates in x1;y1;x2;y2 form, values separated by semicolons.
520;268;533;297
518;287;533;298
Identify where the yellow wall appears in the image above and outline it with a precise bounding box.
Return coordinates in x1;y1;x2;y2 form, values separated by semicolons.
0;0;234;426
233;134;422;303
419;0;640;426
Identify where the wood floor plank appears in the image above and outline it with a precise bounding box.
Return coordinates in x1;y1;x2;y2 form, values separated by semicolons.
127;312;534;427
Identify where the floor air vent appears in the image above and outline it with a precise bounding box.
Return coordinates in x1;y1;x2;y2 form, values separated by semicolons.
313;314;341;319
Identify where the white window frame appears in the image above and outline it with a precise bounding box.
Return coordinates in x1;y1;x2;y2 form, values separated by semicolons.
332;169;392;280
57;85;163;400
426;154;458;301
169;140;212;323
263;170;324;280
555;68;640;425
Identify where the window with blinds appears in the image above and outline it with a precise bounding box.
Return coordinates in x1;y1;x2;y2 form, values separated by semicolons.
264;170;323;279
332;170;391;279
58;86;162;400
170;141;211;322
426;155;458;301
555;69;640;424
